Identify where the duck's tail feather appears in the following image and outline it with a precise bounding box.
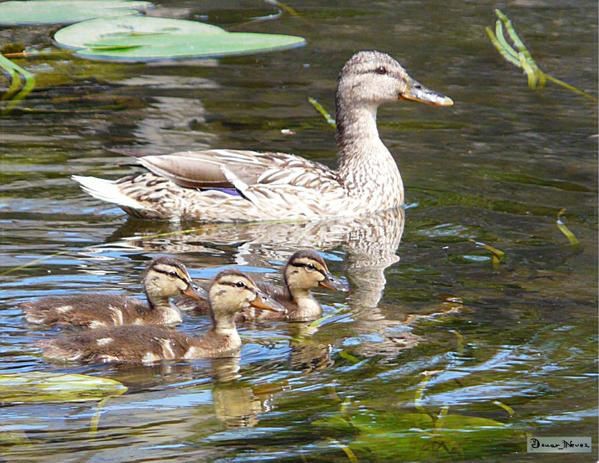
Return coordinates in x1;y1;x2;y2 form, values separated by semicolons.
72;175;147;211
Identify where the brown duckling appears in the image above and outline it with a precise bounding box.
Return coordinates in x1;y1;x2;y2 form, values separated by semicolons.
41;269;285;364
188;250;348;322
22;257;204;329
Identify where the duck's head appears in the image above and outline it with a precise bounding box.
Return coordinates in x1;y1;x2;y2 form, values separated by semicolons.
284;250;349;292
209;270;286;317
337;50;453;108
143;257;206;302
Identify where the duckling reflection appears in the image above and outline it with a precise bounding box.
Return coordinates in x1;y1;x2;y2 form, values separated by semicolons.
105;207;404;311
286;323;334;373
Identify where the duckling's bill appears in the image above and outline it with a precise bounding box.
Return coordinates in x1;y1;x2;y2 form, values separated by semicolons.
183;284;208;301
251;289;286;313
400;78;453;107
319;273;350;291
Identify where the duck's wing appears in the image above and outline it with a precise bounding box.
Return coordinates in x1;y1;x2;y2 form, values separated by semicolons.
135;149;339;190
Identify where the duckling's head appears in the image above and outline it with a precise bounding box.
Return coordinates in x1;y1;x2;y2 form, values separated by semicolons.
284;250;349;293
337;50;453;108
143;257;204;302
209;270;285;318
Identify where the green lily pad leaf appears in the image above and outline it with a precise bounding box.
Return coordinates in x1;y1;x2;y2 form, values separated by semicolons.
0;1;151;26
0;372;127;403
54;16;225;50
54;16;306;62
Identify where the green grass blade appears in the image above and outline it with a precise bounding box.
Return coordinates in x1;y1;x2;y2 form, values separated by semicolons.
556;208;580;246
545;74;597;102
308;97;336;127
485;27;520;67
0;52;35;113
0;52;22;100
494;21;520;65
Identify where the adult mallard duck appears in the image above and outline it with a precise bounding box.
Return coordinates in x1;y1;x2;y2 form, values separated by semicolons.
41;270;286;363
73;50;452;221
22;257;204;329
187;250;349;322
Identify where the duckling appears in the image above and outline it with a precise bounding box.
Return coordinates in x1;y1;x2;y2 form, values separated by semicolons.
41;270;285;364
22;257;204;329
188;250;348;322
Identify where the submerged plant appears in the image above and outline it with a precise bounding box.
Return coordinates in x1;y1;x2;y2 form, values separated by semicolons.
0;52;35;113
556;208;580;247
486;9;596;102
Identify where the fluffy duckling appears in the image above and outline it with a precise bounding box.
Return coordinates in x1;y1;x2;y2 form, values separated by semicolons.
41;270;285;364
188;250;348;322
22;257;204;329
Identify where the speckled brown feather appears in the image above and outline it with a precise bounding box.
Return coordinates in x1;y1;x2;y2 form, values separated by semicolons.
73;51;452;221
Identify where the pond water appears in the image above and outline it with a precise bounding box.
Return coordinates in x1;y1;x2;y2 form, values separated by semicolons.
1;0;597;461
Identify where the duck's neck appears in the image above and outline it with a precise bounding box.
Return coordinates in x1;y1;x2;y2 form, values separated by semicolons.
335;97;404;208
144;289;173;311
289;288;322;321
207;305;241;344
144;291;181;323
185;306;241;359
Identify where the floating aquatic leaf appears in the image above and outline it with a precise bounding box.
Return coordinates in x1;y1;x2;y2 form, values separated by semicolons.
556;208;580;247
0;0;151;26
54;16;305;62
486;9;596;102
55;16;224;50
0;372;127;403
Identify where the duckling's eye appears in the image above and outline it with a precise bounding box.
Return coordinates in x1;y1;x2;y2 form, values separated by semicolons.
375;66;387;75
306;264;316;271
168;272;179;278
235;281;246;288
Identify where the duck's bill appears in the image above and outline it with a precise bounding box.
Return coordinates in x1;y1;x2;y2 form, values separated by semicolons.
251;290;286;313
400;78;453;107
183;284;208;301
319;273;350;291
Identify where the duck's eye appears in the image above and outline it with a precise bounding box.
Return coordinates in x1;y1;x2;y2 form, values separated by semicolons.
235;281;246;288
375;66;387;75
306;264;316;271
168;272;179;278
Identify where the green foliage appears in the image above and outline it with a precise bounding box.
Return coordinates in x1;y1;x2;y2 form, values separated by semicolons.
54;16;305;62
308;97;336;127
0;0;150;26
486;9;596;102
556;208;580;247
315;409;521;461
0;372;127;403
0;52;35;113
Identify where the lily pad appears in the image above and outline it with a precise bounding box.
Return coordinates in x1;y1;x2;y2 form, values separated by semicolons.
0;1;151;26
0;372;127;403
54;16;306;62
54;16;224;50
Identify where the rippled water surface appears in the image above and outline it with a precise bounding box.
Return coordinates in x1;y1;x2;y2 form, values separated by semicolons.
1;1;597;461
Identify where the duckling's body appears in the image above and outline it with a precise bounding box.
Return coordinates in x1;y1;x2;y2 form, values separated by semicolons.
22;257;202;329
42;270;284;364
189;251;347;322
72;51;452;222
